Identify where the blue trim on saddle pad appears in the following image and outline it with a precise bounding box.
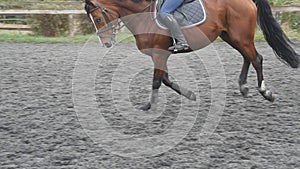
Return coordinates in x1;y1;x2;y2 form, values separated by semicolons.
155;0;206;29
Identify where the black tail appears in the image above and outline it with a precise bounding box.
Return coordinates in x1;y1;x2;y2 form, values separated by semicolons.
253;0;300;68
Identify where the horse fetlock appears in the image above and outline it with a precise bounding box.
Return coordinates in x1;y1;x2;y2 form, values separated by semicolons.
259;80;266;91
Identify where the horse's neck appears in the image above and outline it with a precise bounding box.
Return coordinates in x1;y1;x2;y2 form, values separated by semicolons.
117;0;154;15
118;1;162;36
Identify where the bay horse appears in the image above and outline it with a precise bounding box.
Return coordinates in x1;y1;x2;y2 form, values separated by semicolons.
83;0;299;110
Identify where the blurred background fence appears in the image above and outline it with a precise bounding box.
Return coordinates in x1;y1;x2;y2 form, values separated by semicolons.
0;1;94;36
0;0;299;37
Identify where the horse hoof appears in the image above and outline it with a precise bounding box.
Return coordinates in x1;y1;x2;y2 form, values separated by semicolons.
240;85;249;97
188;91;197;101
140;102;151;111
240;87;249;97
260;90;275;102
265;95;275;102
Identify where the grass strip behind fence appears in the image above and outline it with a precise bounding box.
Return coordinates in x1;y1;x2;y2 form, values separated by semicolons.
0;30;299;43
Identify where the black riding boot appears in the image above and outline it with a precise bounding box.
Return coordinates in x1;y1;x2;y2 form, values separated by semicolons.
160;14;189;52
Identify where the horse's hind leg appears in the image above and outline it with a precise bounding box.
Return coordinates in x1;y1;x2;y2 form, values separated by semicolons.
239;60;251;96
220;32;250;96
220;34;275;102
236;36;275;102
252;52;275;102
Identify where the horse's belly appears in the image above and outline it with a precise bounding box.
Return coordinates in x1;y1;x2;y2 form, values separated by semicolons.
184;27;216;50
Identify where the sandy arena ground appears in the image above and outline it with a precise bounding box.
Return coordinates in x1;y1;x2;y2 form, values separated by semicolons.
0;42;299;168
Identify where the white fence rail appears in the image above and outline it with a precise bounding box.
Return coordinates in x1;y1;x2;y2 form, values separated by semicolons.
0;9;85;15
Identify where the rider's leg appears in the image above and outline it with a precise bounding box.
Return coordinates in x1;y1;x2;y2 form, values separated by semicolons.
161;0;184;13
160;0;189;51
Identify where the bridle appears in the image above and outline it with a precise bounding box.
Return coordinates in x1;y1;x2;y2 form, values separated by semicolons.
85;0;122;43
85;0;155;44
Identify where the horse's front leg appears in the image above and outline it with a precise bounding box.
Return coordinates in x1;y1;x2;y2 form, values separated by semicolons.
140;54;168;111
162;73;196;101
140;68;164;111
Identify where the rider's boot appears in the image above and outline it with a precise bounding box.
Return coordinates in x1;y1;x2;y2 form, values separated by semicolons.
160;14;190;52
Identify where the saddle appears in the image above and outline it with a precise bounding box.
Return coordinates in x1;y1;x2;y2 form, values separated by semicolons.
156;0;206;29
